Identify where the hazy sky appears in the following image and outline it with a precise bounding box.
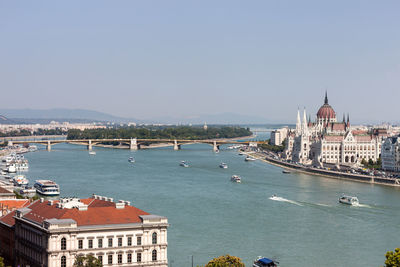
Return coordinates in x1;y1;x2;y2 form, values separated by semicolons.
0;1;399;123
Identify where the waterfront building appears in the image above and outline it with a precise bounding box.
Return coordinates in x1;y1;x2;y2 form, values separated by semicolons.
381;135;400;172
270;127;288;146
284;93;387;167
0;195;168;267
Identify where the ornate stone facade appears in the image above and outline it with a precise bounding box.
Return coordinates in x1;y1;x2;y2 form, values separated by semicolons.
284;93;386;167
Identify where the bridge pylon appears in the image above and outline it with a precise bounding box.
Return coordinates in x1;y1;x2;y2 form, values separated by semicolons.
46;141;52;151
173;140;180;150
213;141;219;152
88;140;93;151
130;138;138;150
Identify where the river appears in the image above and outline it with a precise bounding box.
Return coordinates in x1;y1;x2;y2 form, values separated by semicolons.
20;128;400;267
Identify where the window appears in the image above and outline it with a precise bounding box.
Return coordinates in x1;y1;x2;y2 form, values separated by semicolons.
137;253;142;262
152;250;157;261
61;238;66;250
98;239;103;248
152;232;157;244
98;256;103;264
118;254;122;264
108;255;113;264
78;240;83;249
137;236;141;246
127;237;132;246
61;256;66;267
108;238;113;247
127;253;132;263
118;237;122;247
88;239;93;249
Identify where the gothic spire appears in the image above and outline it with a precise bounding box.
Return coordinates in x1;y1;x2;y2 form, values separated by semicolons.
324;91;328;104
296;108;301;135
343;114;345;123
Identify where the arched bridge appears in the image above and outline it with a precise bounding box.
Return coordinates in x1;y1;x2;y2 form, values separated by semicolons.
9;138;262;151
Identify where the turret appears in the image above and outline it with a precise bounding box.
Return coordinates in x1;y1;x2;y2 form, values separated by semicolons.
296;108;301;135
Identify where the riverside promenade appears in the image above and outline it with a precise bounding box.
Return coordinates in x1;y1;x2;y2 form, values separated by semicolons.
245;151;400;187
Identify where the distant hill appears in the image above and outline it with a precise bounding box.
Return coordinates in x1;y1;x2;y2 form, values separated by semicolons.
0;108;138;123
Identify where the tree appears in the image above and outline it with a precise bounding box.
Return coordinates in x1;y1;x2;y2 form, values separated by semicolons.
385;248;400;267
74;255;102;267
205;255;245;267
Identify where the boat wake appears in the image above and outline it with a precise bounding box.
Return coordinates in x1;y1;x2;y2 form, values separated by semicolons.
353;203;372;208
269;196;303;206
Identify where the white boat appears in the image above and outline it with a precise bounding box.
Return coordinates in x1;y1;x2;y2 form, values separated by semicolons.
34;180;60;196
179;161;189;167
339;195;359;206
245;156;256;161
215;149;220;153
231;175;241;183
13;175;29;186
219;163;228;169
28;145;38;152
16;162;29;171
7;164;17;173
238;152;244;155
253;256;278;267
89;151;96;155
128;157;135;163
19;187;36;195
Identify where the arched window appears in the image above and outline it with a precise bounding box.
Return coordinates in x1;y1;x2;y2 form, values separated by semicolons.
61;256;66;267
152;250;157;261
61;238;66;250
152;232;157;244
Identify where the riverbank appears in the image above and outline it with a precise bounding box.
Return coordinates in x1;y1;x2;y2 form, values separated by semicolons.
244;151;400;188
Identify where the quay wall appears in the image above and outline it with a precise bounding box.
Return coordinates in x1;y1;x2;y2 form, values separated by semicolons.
250;153;400;188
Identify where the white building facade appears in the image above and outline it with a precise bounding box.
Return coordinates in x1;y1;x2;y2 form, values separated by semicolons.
4;195;168;267
381;136;400;172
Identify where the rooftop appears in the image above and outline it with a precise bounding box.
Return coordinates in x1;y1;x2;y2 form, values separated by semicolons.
0;195;158;228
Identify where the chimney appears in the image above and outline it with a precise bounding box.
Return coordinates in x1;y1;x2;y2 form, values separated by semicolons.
48;200;53;206
40;198;44;203
116;202;125;209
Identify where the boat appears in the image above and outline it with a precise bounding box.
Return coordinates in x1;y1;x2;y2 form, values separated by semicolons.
89;151;96;155
282;170;291;174
253;256;278;267
231;175;241;183
13;175;29;187
28;145;38;152
219;163;228;169
215;149;220;153
238;152;244;155
34;180;60;196
179;161;189;167
19;187;36;195
7;164;16;173
339;195;359;206
245;156;256;161
128;157;135;163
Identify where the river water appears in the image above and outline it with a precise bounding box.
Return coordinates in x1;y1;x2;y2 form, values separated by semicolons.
21;130;400;267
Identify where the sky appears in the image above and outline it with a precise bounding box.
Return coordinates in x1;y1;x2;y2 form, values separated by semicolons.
0;1;399;124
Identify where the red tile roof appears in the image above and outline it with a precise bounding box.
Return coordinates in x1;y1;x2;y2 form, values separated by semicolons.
0;199;30;210
0;211;16;227
324;135;344;142
331;123;346;131
20;198;150;227
352;130;367;135
355;135;373;142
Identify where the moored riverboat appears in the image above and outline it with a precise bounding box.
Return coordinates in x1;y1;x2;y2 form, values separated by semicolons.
34;180;60;196
230;175;241;183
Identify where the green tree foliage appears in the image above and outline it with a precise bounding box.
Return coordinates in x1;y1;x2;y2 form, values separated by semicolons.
385;248;400;267
0;256;4;267
361;156;382;170
74;255;102;267
205;255;245;267
67;126;252;141
259;140;285;153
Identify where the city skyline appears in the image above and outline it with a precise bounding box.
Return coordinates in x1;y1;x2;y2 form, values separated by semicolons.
1;1;399;124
